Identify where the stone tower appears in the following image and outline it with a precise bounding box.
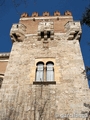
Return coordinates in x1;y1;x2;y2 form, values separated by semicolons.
0;11;90;120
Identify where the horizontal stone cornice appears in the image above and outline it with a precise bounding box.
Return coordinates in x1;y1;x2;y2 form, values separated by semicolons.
20;16;73;21
0;53;10;58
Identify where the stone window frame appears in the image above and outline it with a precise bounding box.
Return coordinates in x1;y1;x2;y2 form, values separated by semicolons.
33;60;56;85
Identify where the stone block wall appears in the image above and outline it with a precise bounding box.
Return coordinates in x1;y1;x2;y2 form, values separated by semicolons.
19;16;73;34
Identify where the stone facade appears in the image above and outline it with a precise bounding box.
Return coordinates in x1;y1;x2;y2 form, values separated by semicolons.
0;11;90;120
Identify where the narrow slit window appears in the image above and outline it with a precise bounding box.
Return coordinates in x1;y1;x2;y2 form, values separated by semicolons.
41;32;44;38
47;31;50;38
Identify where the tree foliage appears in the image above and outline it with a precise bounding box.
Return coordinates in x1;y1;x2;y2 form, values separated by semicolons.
81;5;90;26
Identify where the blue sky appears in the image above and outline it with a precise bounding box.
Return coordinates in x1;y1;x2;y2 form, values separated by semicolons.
0;0;90;85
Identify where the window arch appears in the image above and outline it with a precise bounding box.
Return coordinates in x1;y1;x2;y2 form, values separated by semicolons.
46;61;54;81
36;62;44;81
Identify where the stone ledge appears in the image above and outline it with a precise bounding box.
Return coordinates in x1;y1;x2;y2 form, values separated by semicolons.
20;16;73;21
0;53;10;58
0;73;4;78
33;81;56;85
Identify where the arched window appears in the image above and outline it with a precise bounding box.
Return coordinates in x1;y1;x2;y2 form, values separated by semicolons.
36;62;44;81
46;62;54;81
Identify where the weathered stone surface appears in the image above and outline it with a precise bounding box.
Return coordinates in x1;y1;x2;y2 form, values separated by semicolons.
10;23;26;42
32;12;39;17
54;11;61;16
43;12;50;16
21;12;29;18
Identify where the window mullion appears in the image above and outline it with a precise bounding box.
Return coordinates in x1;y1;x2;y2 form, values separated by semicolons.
44;65;46;81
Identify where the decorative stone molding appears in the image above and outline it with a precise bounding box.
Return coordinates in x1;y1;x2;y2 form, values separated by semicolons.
38;21;54;40
43;41;49;48
21;12;29;18
64;21;82;40
54;11;60;16
0;53;10;58
64;11;72;16
0;74;4;78
43;12;50;16
38;22;54;31
10;23;26;42
32;12;39;17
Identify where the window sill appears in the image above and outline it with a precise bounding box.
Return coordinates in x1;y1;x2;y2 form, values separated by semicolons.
33;81;56;85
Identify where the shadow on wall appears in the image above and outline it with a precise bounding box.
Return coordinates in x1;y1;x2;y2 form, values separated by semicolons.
0;74;4;88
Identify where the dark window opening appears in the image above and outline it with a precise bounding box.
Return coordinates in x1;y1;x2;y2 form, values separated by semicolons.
41;32;44;38
47;31;50;38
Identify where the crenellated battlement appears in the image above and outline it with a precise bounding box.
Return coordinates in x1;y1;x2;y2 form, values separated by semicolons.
10;12;82;43
10;11;73;42
20;10;72;18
